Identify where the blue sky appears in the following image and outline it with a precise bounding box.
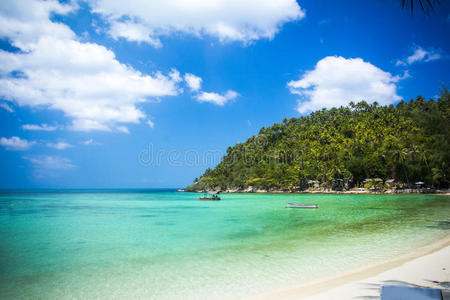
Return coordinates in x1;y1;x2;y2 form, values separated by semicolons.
0;0;449;188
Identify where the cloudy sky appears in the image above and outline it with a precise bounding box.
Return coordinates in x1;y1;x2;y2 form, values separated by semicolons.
0;0;449;188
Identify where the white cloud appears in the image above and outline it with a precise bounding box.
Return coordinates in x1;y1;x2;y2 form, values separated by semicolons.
169;69;183;83
23;155;75;169
22;123;58;131
0;0;182;132
0;102;13;112
0;136;35;150
395;70;411;81
195;90;239;106
184;73;239;105
23;155;75;178
288;56;402;114
116;126;130;134
83;138;101;146
396;46;441;66
0;0;76;51
185;73;202;91
88;0;305;46
47;141;72;150
109;20;162;48
147;119;155;129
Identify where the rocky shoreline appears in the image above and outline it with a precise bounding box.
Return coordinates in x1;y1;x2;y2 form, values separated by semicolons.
185;187;450;195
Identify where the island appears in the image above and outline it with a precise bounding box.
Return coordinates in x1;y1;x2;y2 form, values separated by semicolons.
187;91;449;194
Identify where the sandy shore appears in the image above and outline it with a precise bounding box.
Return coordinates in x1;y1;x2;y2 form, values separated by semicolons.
255;236;450;300
186;189;450;195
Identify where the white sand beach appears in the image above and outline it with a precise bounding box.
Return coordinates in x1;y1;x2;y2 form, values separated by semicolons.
257;236;450;300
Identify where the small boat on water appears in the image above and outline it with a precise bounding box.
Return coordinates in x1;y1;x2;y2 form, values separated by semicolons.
285;202;318;208
177;189;185;192
198;193;221;201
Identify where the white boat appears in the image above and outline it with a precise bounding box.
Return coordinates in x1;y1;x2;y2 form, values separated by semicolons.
285;202;318;208
198;193;221;201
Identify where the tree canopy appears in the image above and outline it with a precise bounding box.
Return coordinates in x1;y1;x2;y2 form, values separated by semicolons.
187;89;449;192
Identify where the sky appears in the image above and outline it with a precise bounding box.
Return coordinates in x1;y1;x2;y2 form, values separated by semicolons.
0;0;449;188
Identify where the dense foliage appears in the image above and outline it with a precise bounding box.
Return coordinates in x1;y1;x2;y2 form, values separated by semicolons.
187;90;449;192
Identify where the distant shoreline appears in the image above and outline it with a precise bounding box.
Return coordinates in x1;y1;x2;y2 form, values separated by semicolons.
184;189;450;195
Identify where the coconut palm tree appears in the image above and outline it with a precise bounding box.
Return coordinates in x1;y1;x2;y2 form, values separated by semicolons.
401;0;440;15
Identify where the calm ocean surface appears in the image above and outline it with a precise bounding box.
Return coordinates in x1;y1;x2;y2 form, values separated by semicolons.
0;190;449;299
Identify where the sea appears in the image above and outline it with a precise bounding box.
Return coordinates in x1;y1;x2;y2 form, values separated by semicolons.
0;189;449;299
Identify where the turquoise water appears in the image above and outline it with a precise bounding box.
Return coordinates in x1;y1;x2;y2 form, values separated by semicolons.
0;190;449;299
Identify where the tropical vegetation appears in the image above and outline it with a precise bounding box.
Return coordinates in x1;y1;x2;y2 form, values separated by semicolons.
187;89;449;192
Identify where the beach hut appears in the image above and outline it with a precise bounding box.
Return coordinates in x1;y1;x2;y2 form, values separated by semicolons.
385;179;395;186
385;179;396;191
415;181;425;190
363;178;383;183
307;180;320;188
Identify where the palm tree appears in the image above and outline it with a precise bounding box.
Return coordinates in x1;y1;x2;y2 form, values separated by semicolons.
401;0;440;15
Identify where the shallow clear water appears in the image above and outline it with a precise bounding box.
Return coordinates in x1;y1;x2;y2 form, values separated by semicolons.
0;190;449;299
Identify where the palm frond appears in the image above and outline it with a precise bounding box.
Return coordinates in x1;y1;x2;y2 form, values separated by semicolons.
400;0;440;15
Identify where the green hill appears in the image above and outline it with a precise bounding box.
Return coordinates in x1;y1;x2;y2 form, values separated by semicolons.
187;90;449;192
